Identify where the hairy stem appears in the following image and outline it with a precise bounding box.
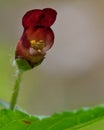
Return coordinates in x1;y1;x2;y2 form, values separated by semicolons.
10;70;23;110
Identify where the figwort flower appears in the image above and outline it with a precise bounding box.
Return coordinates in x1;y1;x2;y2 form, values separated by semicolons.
15;8;57;68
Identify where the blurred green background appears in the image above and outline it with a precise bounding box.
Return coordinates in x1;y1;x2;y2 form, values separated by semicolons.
0;0;104;123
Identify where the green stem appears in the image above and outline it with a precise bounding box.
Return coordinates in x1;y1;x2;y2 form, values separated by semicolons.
10;70;23;110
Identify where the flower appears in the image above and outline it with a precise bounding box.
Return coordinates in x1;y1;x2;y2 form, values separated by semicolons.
15;8;57;68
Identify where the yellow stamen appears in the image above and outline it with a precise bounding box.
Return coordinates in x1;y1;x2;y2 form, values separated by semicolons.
37;49;42;53
30;40;36;44
30;40;45;51
30;40;37;48
39;40;44;43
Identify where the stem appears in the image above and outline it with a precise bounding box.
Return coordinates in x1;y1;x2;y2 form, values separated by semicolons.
10;70;23;110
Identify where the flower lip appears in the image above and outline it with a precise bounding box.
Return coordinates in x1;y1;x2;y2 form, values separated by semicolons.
22;8;57;28
24;26;54;51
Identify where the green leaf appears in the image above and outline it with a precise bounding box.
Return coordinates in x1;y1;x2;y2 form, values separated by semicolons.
0;105;104;130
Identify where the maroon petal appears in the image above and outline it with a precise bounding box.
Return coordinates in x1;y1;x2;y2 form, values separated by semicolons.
16;26;54;65
22;8;57;29
25;26;54;50
22;9;43;28
41;8;57;27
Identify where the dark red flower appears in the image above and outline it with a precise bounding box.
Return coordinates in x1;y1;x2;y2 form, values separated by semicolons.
15;8;57;68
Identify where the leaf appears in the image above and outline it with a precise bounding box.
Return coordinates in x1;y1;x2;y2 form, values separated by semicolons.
0;109;38;130
0;105;104;130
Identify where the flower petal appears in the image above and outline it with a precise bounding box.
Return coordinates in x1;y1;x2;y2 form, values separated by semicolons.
41;8;57;27
22;9;43;28
26;26;54;50
22;8;57;28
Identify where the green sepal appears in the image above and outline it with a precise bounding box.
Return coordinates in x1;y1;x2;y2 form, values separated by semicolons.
15;58;44;71
15;58;31;71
